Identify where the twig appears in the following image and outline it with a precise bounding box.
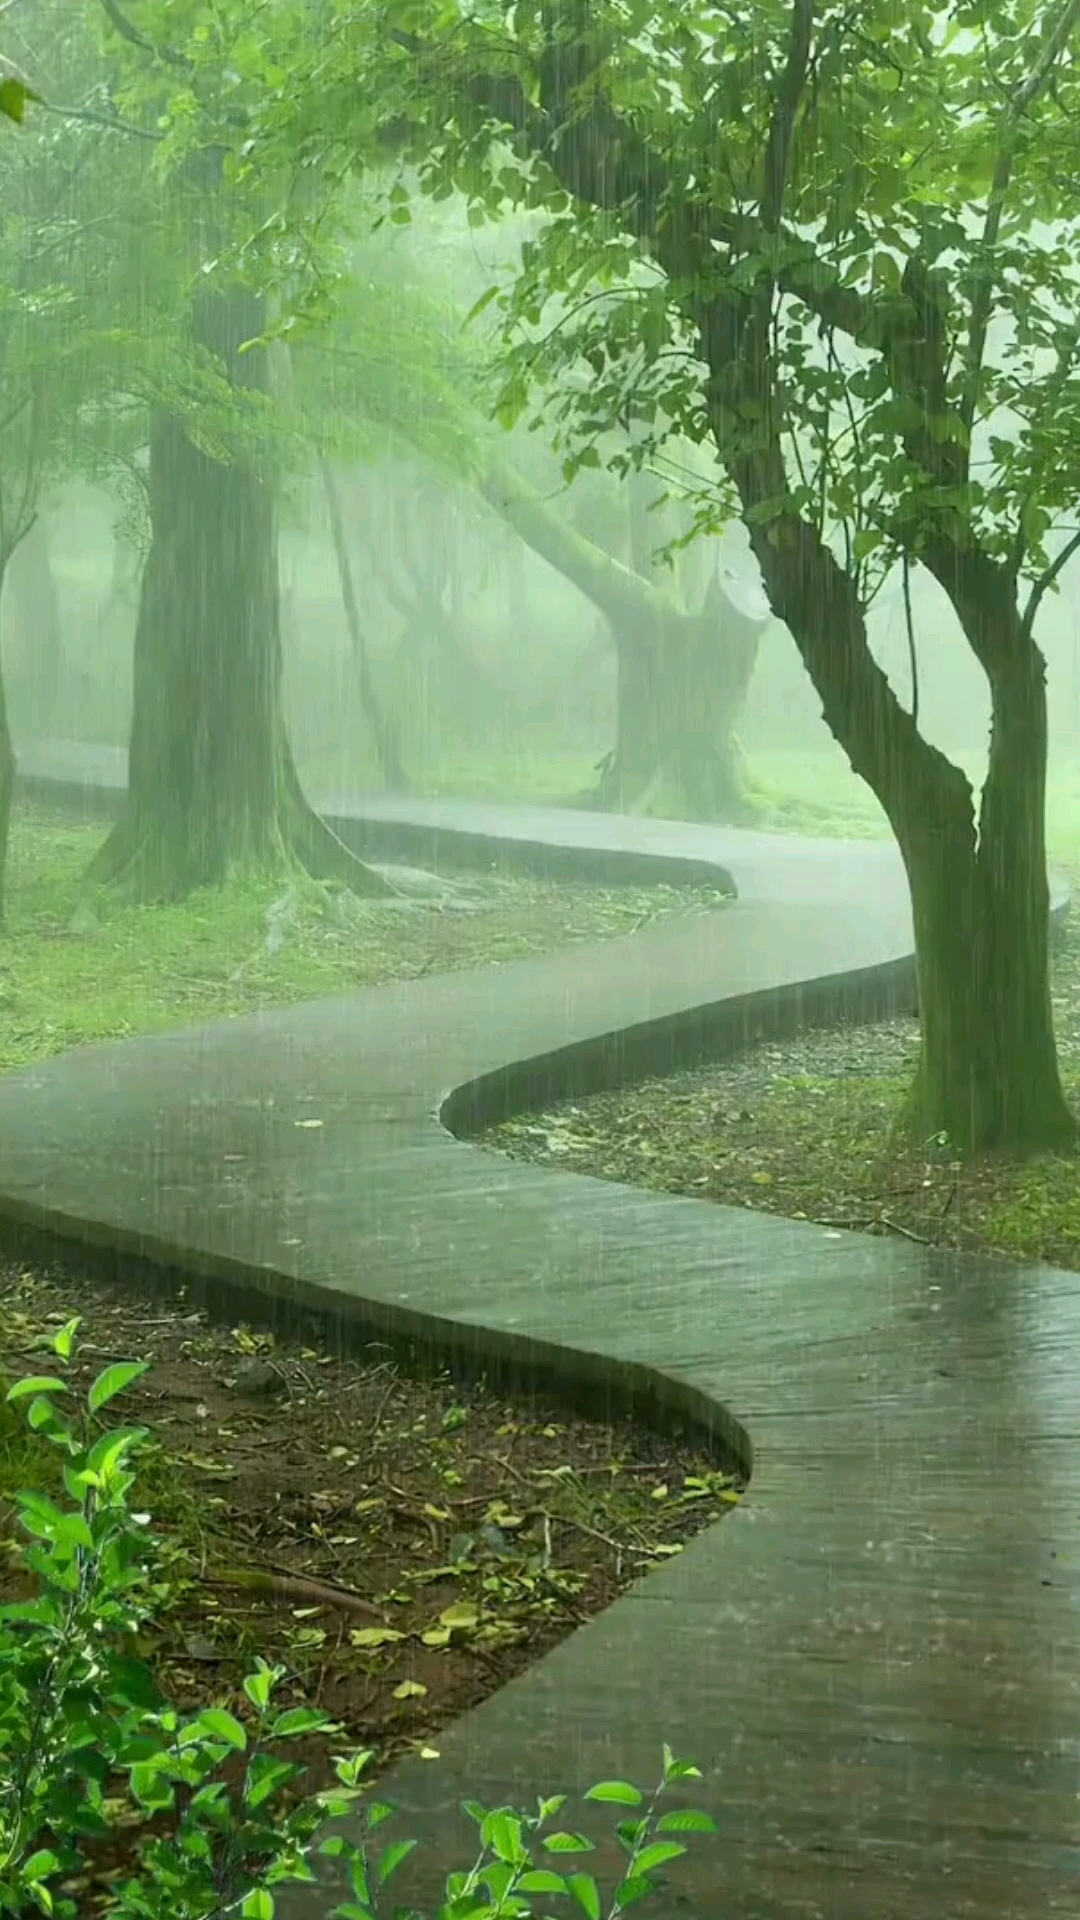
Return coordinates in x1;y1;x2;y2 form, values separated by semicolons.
879;1213;931;1245
98;0;192;70
205;1565;384;1620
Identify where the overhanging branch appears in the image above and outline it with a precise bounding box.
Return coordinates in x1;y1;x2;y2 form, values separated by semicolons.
960;0;1080;437
1021;527;1080;641
761;0;814;231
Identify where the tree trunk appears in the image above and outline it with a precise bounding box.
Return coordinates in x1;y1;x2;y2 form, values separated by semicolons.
7;513;62;733
595;592;757;818
89;290;393;902
0;593;16;925
481;460;764;820
320;457;410;791
738;506;1072;1153
900;632;1072;1151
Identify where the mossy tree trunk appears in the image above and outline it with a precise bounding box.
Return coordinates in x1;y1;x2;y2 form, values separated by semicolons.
742;513;1072;1153
481;461;765;820
594;474;758;816
594;582;757;817
897;569;1071;1150
0;590;16;925
89;288;393;902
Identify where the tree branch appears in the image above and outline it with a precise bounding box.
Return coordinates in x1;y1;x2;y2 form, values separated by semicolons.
40;98;161;140
960;0;1080;436
394;26;922;365
761;0;814;231
1021;527;1080;641
98;0;192;71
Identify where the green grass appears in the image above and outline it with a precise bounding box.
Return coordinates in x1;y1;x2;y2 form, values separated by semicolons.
305;736;1080;862
297;743;599;808
0;801;729;1078
747;745;1080;863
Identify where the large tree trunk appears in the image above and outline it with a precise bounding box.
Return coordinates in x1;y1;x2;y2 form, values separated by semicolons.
899;591;1072;1150
740;509;1072;1153
320;457;410;791
482;461;764;820
595;476;757;816
89;290;393;902
595;588;757;817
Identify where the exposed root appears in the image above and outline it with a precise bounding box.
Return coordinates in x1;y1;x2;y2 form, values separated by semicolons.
286;789;397;899
84;788;400;904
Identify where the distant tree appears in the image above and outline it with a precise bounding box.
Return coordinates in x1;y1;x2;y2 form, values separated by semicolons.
300;258;768;818
63;3;398;901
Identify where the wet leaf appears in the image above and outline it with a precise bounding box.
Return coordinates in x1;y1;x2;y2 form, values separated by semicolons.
349;1626;405;1648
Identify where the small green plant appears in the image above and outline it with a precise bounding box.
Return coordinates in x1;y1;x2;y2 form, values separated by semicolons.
0;1321;717;1917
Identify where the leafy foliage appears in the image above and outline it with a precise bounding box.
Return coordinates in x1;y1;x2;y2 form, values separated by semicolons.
0;1319;716;1917
217;0;1080;621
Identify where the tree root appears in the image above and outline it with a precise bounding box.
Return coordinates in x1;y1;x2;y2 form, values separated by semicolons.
83;786;400;903
286;786;397;899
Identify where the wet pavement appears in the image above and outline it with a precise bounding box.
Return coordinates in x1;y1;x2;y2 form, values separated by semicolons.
3;743;1077;1918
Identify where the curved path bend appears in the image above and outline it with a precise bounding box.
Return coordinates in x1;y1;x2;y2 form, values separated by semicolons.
3;741;1080;1919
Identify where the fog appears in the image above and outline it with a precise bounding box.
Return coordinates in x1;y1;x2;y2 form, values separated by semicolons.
8;458;1080;820
6;192;1080;821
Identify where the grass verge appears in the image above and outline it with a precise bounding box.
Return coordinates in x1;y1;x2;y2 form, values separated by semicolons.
0;799;729;1076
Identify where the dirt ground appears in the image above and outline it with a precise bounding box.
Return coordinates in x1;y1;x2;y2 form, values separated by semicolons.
0;1258;743;1911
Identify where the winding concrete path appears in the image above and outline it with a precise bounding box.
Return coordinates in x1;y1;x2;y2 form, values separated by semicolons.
3;742;1079;1919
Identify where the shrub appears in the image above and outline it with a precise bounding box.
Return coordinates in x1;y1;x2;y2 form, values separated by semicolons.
0;1319;716;1917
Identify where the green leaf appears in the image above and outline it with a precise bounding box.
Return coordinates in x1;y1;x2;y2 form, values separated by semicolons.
464;285;501;326
0;75;40;124
51;1318;80;1361
516;1868;569;1896
241;1892;274;1919
243;1666;274;1712
655;1808;717;1834
271;1705;332;1739
611;1873;657;1912
541;1831;596;1855
583;1780;643;1807
534;1793;567;1823
19;1848;62;1883
244;1753;302;1809
479;1810;527;1864
630;1840;687;1875
85;1428;150;1477
6;1375;67;1402
88;1361;149;1413
191;1707;247;1750
567;1872;601;1920
377;1839;417;1884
